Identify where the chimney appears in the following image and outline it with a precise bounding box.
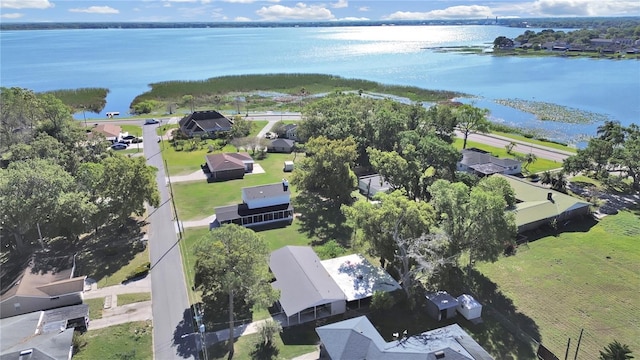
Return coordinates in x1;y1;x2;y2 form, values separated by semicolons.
282;178;289;192
435;350;445;359
547;192;553;201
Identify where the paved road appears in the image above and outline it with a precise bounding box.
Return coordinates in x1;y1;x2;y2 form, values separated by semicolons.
144;123;198;360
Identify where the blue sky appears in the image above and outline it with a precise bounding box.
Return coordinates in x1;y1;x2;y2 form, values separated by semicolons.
1;0;639;22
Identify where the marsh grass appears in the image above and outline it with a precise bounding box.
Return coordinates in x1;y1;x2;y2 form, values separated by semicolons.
42;88;109;113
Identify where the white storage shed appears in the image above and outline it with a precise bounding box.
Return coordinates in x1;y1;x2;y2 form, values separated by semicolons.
456;294;482;321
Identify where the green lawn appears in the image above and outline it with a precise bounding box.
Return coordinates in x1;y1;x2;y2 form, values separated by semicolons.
96;246;149;288
164;142;237;176
173;153;301;220
476;210;640;358
117;292;152;306
493;131;577;153
208;328;318;360
120;124;142;136
248;120;268;137
454;138;563;174
157;123;179;136
84;297;104;320
73;321;153;360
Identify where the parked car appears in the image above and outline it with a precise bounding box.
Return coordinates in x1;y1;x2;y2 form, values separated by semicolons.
111;143;128;150
131;137;143;144
144;118;159;125
122;135;137;140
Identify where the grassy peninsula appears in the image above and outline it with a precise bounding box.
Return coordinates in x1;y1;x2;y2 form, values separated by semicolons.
41;88;109;113
130;74;466;112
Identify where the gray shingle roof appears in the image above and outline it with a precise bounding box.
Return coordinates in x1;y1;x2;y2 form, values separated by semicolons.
270;246;345;317
316;316;493;360
242;183;290;201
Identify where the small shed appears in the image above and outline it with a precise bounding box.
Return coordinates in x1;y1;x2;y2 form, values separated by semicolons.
456;294;482;321
425;291;458;321
283;161;294;172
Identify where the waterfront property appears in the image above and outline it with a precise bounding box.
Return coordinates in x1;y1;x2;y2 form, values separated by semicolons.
270;246;400;326
496;174;591;233
457;148;522;176
316;315;494;360
89;123;122;142
212;180;294;228
178;110;233;138
203;152;254;181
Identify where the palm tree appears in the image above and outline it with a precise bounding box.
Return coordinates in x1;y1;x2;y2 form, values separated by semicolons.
551;172;567;193
599;340;634;360
540;171;553;185
597;120;625;145
523;153;537;172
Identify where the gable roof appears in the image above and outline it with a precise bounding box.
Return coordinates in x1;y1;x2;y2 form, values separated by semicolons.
179;110;232;132
205;152;252;172
495;174;591;227
283;124;297;132
270;246;345;317
243;182;290;202
92;124;121;138
268;138;295;148
320;254;400;302
1;259;84;301
316;316;494;360
460;149;520;175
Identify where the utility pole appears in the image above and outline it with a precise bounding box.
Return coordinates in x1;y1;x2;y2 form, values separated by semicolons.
165;159;182;239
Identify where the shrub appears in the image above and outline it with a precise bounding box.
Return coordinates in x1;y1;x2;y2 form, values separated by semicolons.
125;262;150;281
370;290;395;312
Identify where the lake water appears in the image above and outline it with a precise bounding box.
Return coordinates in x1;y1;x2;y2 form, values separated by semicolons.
1;25;639;145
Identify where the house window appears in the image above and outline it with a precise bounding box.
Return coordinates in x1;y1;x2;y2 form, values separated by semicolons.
265;213;273;221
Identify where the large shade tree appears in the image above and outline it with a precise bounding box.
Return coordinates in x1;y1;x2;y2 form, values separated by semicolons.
291;136;358;204
193;225;278;359
342;191;448;299
428;178;517;270
456;104;490;150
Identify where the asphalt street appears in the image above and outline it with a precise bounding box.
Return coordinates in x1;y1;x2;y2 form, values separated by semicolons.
144;123;198;360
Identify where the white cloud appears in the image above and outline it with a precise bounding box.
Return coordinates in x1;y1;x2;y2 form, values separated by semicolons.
358;6;369;12
256;3;335;21
339;16;369;21
222;0;279;2
235;16;252;21
331;0;348;9
1;0;52;9
531;0;640;16
1;12;24;18
69;6;119;14
383;5;493;20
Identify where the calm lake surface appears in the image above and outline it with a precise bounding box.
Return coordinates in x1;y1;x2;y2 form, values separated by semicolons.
1;25;639;144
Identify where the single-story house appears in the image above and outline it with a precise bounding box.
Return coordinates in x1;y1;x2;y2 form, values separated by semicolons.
316;316;494;360
204;152;253;181
270;246;346;326
0;304;89;359
212;181;294;228
267;138;295;153
425;291;459;321
269;246;400;326
495;174;591;233
1;259;86;319
283;124;298;141
179;110;233;138
457;149;521;176
358;174;391;199
90;123;122;142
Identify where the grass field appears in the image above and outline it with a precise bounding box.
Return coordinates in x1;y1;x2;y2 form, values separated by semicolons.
476;209;640;358
73;321;153;360
173;152;301;220
117;292;152;306
208;329;318;360
85;297;104;320
493;131;577;153
453;138;563;174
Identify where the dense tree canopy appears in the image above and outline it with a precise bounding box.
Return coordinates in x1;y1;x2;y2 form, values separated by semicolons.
0;87;160;254
563;121;640;190
428;178;517;266
342;191;445;298
291;136;358;203
193;225;278;358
